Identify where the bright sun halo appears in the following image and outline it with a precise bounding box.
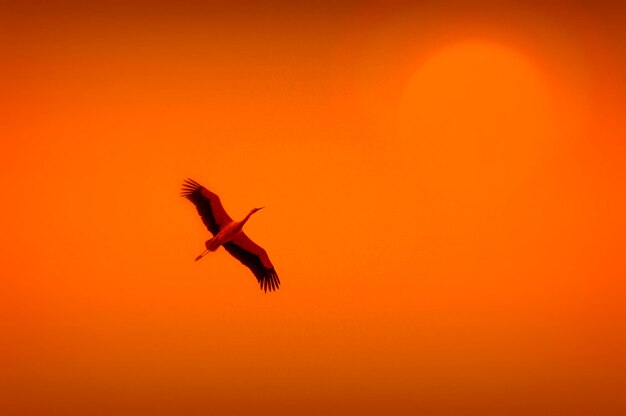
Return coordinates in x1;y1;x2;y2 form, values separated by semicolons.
398;41;553;200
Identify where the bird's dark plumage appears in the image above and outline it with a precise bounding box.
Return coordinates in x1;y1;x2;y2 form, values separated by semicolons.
224;234;280;292
181;178;232;236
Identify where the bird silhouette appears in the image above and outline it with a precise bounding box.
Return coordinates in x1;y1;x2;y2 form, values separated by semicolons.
181;179;280;292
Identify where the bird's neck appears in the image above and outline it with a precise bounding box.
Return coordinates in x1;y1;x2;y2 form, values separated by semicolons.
241;211;254;225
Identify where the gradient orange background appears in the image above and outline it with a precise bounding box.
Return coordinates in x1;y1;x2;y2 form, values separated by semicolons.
1;1;625;415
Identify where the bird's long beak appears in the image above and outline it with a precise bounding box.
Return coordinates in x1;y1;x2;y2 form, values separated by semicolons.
256;207;265;211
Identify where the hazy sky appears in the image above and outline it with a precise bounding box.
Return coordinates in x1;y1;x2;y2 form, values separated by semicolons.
1;1;625;415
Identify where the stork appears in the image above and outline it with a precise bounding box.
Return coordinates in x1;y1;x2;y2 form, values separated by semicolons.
181;179;280;292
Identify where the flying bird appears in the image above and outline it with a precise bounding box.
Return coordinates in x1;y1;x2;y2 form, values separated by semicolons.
181;178;280;292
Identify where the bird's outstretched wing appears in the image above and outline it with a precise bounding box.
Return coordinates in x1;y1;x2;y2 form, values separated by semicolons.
224;233;280;292
181;179;233;236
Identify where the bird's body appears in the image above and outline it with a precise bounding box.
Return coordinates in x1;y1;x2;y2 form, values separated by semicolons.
181;179;280;292
205;209;256;251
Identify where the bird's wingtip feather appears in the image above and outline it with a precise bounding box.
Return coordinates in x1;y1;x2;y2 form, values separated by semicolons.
259;268;280;293
181;178;204;198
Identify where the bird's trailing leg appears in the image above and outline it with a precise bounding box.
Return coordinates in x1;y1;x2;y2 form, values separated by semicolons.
195;249;209;261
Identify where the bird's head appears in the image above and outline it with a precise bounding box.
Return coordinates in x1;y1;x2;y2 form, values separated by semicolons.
251;207;265;214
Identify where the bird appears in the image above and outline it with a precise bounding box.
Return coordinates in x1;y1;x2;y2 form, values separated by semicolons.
181;178;280;292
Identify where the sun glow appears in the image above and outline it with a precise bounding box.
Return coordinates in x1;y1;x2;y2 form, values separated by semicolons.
398;42;553;200
394;41;560;291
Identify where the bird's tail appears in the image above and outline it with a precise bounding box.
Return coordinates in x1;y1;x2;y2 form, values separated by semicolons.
205;237;221;252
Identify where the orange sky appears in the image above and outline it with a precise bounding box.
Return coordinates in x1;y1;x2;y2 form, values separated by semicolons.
1;1;625;415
